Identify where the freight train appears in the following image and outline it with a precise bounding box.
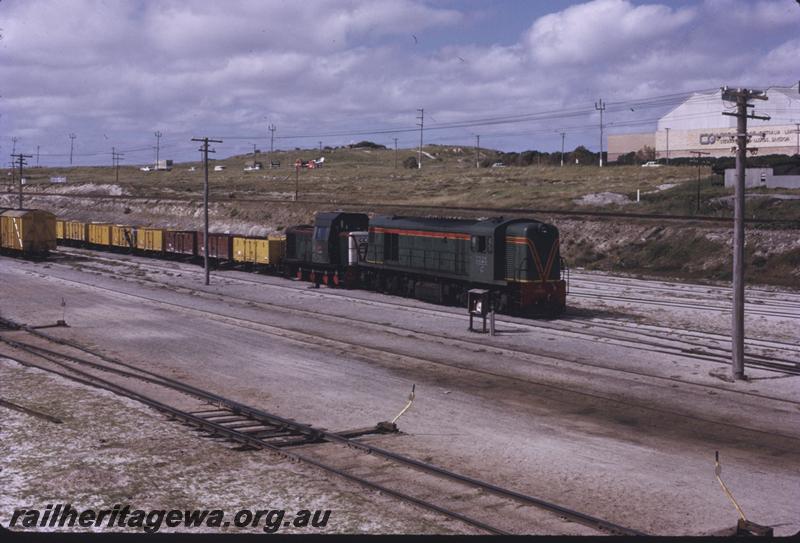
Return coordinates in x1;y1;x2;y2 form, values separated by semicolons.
2;209;568;315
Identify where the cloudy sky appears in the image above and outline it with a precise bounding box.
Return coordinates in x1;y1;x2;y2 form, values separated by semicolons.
2;0;799;166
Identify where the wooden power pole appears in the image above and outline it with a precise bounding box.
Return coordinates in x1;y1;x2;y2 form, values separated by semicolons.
690;150;710;212
192;137;223;286
11;153;32;209
721;87;769;381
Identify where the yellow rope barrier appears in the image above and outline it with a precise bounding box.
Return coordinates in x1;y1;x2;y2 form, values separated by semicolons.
715;451;747;522
391;384;416;425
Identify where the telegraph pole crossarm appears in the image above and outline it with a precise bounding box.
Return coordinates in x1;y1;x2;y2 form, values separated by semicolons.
720;87;769;381
191;137;223;286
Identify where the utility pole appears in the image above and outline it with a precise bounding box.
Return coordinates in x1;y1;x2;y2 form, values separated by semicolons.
721;87;769;381
665;127;670;165
560;132;566;167
475;135;480;168
11;153;32;209
69;133;76;165
319;141;323;153
294;162;300;201
268;124;276;166
36;145;40;167
594;99;605;167
416;108;424;169
253;143;257;157
393;137;398;169
154;131;162;167
192;137;223;286
690;150;710;212
11;137;18;156
111;147;124;183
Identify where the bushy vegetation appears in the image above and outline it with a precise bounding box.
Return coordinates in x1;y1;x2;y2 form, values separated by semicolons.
402;156;419;169
479;145;605;168
349;141;387;149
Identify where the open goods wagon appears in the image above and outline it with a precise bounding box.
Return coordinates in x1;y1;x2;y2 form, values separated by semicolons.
0;209;57;256
232;236;285;268
199;232;234;261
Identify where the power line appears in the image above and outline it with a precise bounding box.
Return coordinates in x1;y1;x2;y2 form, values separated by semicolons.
16;84;798;165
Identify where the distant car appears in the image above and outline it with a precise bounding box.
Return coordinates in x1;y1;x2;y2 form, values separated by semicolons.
491;162;506;168
641;161;661;168
139;166;151;172
213;165;226;171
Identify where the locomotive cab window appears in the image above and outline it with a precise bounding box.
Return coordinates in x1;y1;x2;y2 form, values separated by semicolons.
471;235;487;253
314;226;329;241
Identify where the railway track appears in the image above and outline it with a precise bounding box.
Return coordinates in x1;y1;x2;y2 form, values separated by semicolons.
0;320;643;536
570;272;800;308
568;288;799;320
11;260;800;446
54;248;800;378
4;189;800;226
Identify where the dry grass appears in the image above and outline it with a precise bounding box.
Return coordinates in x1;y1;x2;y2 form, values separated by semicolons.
10;145;717;211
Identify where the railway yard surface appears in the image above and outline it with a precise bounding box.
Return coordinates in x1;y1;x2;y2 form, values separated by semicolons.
1;249;799;535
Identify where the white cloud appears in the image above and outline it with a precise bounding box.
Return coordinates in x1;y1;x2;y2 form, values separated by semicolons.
526;0;695;65
0;0;796;163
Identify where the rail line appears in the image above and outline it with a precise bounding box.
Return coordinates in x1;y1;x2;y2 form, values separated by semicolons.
54;248;800;378
569;275;800;311
568;289;799;319
11;264;800;441
4;189;799;226
0;320;643;536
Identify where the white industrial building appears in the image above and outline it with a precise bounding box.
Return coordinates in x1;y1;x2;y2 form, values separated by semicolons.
609;88;800;161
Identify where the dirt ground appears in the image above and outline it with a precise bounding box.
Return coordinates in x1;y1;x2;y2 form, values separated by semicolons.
1;251;798;535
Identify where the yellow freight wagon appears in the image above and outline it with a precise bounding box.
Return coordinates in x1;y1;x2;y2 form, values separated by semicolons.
111;225;136;249
136;227;164;252
232;236;285;266
88;223;113;247
56;220;64;240
0;209;57;255
64;220;89;243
